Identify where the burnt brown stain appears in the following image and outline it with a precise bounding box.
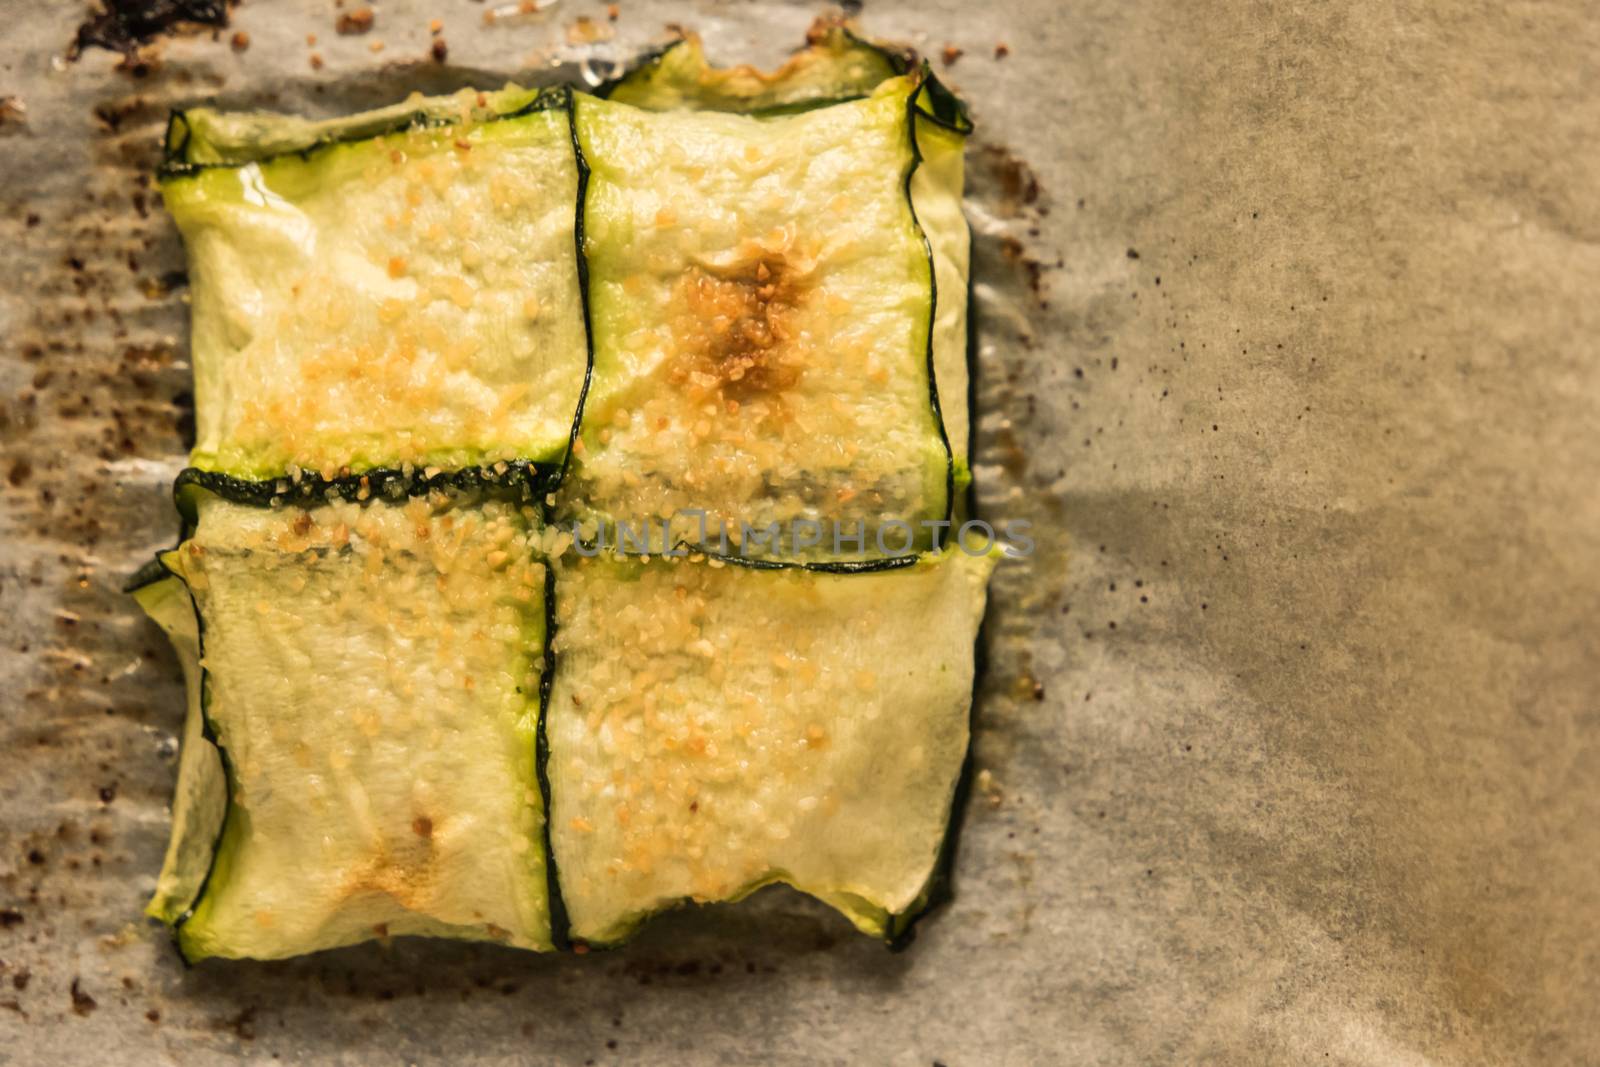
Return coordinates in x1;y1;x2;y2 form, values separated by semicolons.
972;140;1056;307
213;1005;256;1040
993;424;1029;480
2;63;195;573
999;235;1046;300
70;0;232;61
92;95;164;134
668;257;806;400
980;144;1042;220
69;977;97;1016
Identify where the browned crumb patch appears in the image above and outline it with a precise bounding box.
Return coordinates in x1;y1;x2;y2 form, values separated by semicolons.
668;257;807;399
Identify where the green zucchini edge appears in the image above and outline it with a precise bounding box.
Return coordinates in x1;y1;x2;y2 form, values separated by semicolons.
160;85;570;180
171;462;552;529
904;64;960;547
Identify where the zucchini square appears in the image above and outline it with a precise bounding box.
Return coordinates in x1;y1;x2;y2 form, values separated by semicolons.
145;482;553;960
546;548;995;944
564;75;955;559
607;41;974;477
160;88;587;481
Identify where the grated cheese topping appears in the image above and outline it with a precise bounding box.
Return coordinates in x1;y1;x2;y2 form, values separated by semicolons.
546;548;995;942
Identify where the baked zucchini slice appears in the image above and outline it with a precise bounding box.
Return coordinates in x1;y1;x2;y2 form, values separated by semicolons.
608;40;975;481
604;22;907;115
564;74;954;559
160;87;586;481
546;547;996;945
151;477;553;960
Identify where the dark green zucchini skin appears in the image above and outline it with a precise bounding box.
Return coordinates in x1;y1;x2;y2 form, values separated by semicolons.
536;561;571;952
913;70;974;134
555;97;597;499
172;462;553;528
123;554;176;594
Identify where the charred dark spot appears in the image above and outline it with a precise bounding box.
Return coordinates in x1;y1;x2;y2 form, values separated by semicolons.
70;978;97;1016
217;1006;255;1040
6;459;31;487
0;909;22;928
412;815;433;838
70;0;231;61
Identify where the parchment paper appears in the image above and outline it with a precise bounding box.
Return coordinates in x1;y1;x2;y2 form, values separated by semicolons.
2;2;1597;1064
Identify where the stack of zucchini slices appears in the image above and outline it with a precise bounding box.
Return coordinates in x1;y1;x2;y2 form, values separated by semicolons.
133;25;994;961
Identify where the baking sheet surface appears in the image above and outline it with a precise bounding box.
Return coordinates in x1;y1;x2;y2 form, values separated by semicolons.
2;1;1597;1064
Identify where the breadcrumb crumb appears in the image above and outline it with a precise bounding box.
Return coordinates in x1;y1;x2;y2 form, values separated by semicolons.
336;7;375;34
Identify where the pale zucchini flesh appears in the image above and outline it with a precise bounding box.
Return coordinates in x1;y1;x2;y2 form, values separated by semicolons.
159;488;552;961
546;548;995;944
